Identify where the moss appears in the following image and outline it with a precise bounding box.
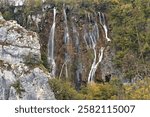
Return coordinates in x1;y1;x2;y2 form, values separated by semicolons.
0;60;4;67
3;11;14;20
24;52;41;67
12;80;25;98
41;52;48;69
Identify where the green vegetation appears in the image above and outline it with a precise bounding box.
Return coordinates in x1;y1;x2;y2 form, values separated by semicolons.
12;80;25;97
123;77;150;99
108;0;150;81
49;78;150;100
3;11;14;20
49;78;84;100
49;78;122;100
1;0;149;99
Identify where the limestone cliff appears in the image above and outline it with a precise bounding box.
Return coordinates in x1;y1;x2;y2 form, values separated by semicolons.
0;13;55;100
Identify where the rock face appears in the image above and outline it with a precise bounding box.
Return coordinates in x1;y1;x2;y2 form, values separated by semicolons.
0;16;41;64
0;13;55;100
0;0;25;6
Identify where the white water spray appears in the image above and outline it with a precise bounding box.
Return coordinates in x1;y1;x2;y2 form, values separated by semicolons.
63;5;70;78
47;7;56;77
98;12;111;42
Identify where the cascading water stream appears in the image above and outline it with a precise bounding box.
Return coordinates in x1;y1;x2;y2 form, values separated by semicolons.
72;23;82;90
87;36;97;83
47;7;56;77
86;23;105;83
98;12;111;42
93;22;99;41
83;26;90;49
46;6;110;84
63;6;70;44
63;5;70;78
88;47;104;83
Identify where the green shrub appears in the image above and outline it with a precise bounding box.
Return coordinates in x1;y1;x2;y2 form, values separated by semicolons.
3;11;13;20
123;77;150;99
49;78;123;100
49;79;84;100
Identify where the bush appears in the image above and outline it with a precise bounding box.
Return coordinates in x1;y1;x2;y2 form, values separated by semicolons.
49;79;84;100
3;11;13;20
49;78;123;100
123;78;150;99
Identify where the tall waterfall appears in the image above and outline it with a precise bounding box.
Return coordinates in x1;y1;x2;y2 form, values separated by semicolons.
72;23;82;90
85;23;105;83
88;47;104;83
47;7;56;77
98;12;111;42
63;5;70;44
45;6;111;84
63;5;70;78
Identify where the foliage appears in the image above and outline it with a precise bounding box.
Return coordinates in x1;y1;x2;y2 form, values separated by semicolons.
49;78;84;100
80;83;118;100
3;11;13;20
49;77;150;100
123;78;150;100
49;78;124;100
108;0;150;81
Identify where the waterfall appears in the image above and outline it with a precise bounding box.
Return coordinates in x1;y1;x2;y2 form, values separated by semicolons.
47;7;56;77
63;5;70;78
45;6;110;84
98;12;111;42
85;23;105;83
72;23;80;52
93;22;99;41
72;23;82;90
63;5;70;44
83;26;90;49
88;47;104;83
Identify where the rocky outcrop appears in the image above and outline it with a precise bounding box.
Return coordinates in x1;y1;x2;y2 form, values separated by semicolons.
0;15;41;64
0;13;55;100
0;62;55;100
0;0;25;6
101;46;120;82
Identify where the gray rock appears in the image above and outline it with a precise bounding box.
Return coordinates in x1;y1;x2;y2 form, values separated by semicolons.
0;62;55;100
0;15;41;64
6;0;25;6
0;27;7;42
0;12;3;20
20;68;55;100
9;87;18;100
0;14;55;100
100;46;120;81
